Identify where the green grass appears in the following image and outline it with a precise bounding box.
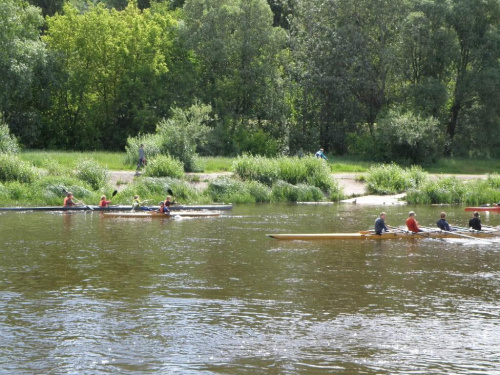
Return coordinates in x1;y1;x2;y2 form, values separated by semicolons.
198;157;234;172
19;151;129;170
423;158;500;174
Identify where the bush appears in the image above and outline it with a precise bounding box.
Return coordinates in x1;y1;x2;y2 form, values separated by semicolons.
124;133;162;166
232;154;280;186
0;154;39;183
0;120;20;155
365;163;411;194
232;155;335;193
144;155;184;178
374;109;443;164
75;158;110;191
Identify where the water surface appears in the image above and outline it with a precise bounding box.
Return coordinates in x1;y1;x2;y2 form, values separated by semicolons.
1;204;499;374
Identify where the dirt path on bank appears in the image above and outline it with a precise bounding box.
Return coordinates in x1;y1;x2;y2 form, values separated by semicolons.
110;171;490;205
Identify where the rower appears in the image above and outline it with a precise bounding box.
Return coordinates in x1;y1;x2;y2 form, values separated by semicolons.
100;195;111;207
436;212;452;231
374;212;390;235
406;211;422;233
468;211;482;231
63;192;79;207
132;195;143;211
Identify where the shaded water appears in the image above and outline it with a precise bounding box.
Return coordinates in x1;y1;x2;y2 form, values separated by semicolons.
1;204;500;374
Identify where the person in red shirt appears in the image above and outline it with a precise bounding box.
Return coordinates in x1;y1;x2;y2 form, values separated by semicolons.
406;211;422;233
99;195;111;207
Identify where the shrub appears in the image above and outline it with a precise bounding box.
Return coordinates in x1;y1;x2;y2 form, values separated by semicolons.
75;158;110;191
0;154;39;183
374;109;443;164
144;155;184;178
0;120;20;154
124;133;162;166
365;163;411;194
232;154;280;186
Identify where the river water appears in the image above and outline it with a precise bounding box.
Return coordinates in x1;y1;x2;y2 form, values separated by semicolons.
1;204;499;374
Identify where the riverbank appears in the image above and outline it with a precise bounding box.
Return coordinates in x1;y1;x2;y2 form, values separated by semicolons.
109;171;492;205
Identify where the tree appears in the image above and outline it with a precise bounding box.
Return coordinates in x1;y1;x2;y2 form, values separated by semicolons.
183;0;288;155
43;1;179;149
0;0;48;147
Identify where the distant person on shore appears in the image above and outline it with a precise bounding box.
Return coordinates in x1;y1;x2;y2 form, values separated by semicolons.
99;195;111;208
374;212;390;235
315;148;327;160
63;192;79;207
468;211;482;231
406;211;422;232
436;212;452;231
136;144;146;171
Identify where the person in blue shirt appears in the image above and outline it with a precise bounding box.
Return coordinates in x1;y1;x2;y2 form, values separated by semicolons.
436;212;452;231
315;148;327;160
374;212;390;235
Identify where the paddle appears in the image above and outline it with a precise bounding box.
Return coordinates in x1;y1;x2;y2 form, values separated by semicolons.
62;188;93;210
440;229;494;242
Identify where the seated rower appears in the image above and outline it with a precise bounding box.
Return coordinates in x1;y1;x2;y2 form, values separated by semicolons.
374;212;390;235
100;195;111;207
63;192;79;207
158;201;170;214
406;211;422;233
132;195;143;211
468;211;482;231
436;212;452;231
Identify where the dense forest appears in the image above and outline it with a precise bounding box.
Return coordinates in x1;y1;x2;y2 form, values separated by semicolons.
2;0;500;162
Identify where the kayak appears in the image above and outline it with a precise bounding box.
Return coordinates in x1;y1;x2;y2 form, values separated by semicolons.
464;206;500;212
0;204;233;212
267;229;499;240
103;211;222;218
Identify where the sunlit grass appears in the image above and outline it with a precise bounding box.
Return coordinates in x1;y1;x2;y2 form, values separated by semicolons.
19;151;129;170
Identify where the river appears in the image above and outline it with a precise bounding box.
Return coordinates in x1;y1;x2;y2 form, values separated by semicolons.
1;204;499;374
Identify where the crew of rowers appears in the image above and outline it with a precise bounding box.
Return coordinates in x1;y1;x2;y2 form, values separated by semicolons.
374;210;483;234
64;191;175;213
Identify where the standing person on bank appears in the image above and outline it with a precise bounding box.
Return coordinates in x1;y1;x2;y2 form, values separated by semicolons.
469;211;482;231
437;212;452;231
406;211;422;233
374;212;390;235
136;144;146;171
315;148;327;160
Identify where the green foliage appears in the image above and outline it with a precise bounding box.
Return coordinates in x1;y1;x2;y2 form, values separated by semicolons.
232;155;335;192
144;155;184;178
373;110;443;164
156;102;212;172
126;102;212;172
0;154;39;183
75;158;110;191
118;177;202;204
271;181;324;202
0;121;20;154
365;163;429;194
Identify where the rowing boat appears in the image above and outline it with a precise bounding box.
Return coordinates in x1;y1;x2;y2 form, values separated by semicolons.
464;206;500;212
267;229;499;240
103;211;222;218
0;204;233;212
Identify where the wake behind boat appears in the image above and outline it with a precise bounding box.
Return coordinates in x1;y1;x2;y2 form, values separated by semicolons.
103;211;222;218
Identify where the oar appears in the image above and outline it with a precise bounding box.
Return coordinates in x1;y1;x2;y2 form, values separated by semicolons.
440;229;494;243
62;188;93;211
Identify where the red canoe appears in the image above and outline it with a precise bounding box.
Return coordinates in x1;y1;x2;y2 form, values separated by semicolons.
464;206;500;212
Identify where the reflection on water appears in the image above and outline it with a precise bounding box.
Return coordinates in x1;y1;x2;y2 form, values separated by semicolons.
1;205;500;374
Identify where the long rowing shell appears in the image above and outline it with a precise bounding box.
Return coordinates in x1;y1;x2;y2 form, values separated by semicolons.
464;206;500;212
0;204;233;212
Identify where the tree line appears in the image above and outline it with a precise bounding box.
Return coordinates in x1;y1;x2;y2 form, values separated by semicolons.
2;0;500;163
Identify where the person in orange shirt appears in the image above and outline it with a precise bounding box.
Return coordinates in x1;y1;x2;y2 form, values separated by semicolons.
406;211;422;233
63;192;79;207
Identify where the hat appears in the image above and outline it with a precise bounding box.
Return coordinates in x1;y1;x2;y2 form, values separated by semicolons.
409;211;415;216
